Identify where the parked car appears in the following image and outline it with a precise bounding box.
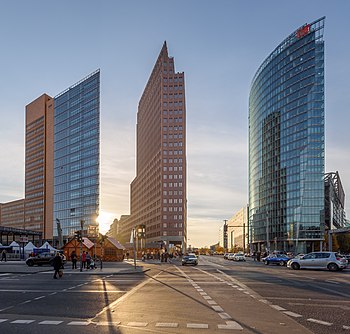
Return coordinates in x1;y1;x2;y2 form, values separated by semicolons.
341;254;350;265
262;254;290;266
26;252;66;267
232;253;246;261
227;253;235;260
182;254;198;266
224;253;229;260
287;252;347;271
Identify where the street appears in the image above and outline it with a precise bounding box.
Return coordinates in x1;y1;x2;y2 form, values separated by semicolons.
0;257;349;333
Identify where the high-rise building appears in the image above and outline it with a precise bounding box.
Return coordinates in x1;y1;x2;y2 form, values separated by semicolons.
25;94;54;239
53;70;100;238
325;171;346;230
249;17;325;254
122;42;187;252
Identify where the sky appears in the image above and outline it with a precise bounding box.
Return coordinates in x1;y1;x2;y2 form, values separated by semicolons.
1;1;350;247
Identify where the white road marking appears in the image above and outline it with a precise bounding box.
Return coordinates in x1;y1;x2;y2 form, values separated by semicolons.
20;300;32;304
96;321;120;326
343;325;350;330
325;280;340;285
127;322;148;327
283;311;302;318
212;305;224;312
156;322;179;328
203;295;212;300
218;320;243;330
39;320;63;325
67;321;90;326
11;320;35;324
270;305;286;311
208;300;217;305
0;306;14;312
307;318;332;326
187;323;209;328
34;296;46;300
219;313;232;320
0;319;8;323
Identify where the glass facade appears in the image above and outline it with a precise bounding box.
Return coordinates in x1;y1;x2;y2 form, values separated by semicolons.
53;70;100;237
249;18;325;254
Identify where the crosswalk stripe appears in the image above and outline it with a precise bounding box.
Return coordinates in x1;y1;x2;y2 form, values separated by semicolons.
67;321;90;325
39;321;63;325
11;320;35;324
156;323;179;328
127;322;148;327
187;323;209;329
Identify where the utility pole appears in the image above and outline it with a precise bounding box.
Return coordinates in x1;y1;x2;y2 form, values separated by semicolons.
223;219;228;252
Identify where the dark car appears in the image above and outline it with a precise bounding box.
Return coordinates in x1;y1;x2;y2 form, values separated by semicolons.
182;254;198;266
26;252;66;267
262;254;290;266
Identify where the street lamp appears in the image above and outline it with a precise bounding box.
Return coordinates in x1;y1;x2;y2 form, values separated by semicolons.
223;220;247;254
79;220;84;272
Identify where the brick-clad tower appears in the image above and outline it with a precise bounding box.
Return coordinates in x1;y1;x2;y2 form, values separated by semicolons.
127;42;187;252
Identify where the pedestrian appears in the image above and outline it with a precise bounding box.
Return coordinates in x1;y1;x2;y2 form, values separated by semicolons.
126;252;129;261
256;251;261;262
82;251;87;269
52;252;63;279
71;251;77;269
1;249;7;262
86;252;91;270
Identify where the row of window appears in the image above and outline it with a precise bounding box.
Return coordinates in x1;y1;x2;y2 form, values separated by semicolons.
163;182;183;188
163;102;183;107
163;77;183;83
162;215;183;220
162;117;183;123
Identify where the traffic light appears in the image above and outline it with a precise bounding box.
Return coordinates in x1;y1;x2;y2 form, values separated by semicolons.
74;230;82;242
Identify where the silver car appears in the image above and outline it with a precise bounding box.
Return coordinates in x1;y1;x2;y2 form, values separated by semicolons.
287;252;347;271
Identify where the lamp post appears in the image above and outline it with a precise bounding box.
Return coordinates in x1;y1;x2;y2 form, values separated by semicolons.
266;211;270;253
223;220;246;253
79;220;84;272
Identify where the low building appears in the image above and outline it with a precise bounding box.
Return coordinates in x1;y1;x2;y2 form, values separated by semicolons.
62;236;125;262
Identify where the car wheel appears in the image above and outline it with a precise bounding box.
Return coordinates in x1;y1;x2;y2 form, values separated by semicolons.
279;261;285;266
327;263;339;271
264;260;269;265
291;262;300;270
26;260;34;267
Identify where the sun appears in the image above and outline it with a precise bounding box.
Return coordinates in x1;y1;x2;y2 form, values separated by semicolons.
96;211;114;235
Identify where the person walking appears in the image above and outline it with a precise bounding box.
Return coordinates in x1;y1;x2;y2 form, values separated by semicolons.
71;251;77;269
86;252;91;270
52;252;63;279
1;249;7;262
82;251;87;269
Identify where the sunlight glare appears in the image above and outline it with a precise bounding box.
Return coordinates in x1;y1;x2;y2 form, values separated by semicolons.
96;211;114;235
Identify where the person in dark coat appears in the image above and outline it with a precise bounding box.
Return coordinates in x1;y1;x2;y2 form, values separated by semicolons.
52;253;63;279
71;251;77;269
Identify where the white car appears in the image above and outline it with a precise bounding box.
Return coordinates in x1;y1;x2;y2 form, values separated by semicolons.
287;252;347;271
232;253;246;261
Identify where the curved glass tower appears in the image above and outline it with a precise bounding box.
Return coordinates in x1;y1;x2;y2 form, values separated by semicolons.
249;17;325;254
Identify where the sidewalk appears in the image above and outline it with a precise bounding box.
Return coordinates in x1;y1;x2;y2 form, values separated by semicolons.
0;260;146;275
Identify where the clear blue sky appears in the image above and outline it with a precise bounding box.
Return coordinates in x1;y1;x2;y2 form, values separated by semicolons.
1;0;349;247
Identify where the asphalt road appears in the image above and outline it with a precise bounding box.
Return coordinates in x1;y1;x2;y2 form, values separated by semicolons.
0;257;349;333
202;255;350;334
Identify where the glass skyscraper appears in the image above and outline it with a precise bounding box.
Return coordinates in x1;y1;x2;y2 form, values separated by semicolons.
53;70;100;238
249;18;325;254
